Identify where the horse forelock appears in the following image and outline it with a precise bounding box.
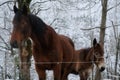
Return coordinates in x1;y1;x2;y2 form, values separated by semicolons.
13;11;23;23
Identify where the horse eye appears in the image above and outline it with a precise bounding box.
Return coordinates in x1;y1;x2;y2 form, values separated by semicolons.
95;52;100;57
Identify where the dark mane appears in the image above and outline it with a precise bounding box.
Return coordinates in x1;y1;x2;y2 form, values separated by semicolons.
81;47;92;55
84;47;91;53
78;47;92;61
28;14;47;36
85;47;93;60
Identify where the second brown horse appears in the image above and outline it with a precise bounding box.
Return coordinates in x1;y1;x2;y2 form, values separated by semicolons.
64;38;105;80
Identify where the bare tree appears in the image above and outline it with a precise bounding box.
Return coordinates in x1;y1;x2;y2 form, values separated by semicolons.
95;0;108;80
14;0;32;80
99;0;108;45
112;20;120;80
114;34;120;80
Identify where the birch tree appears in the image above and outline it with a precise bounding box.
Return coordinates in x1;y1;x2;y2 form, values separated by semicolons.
14;0;32;80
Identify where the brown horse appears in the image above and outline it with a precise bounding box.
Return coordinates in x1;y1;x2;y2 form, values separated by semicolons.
68;38;105;80
10;5;74;80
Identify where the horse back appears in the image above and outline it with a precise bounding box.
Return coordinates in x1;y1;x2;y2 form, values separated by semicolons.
76;49;88;61
59;35;74;62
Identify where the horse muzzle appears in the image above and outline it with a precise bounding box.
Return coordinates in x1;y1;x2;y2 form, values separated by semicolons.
99;66;105;72
97;62;105;72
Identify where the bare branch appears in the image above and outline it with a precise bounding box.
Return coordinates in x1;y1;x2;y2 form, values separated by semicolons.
80;26;101;31
0;27;11;35
80;24;120;31
0;1;15;7
34;7;51;15
107;2;120;12
7;3;13;11
0;35;10;50
76;3;96;10
31;0;50;7
50;18;58;26
31;0;63;7
111;21;117;43
34;8;41;15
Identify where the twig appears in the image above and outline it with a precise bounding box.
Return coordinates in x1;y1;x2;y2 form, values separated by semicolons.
34;7;51;15
107;2;120;12
31;1;49;7
7;2;13;11
111;21;117;43
80;24;120;31
50;18;58;26
0;1;15;7
0;35;10;50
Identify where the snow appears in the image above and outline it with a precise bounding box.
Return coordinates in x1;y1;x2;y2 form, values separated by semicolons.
0;0;120;80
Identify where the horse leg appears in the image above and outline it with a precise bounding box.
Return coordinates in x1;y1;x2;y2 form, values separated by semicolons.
53;64;61;80
85;72;89;80
79;72;87;80
84;72;89;80
61;70;68;80
80;73;84;80
38;69;46;80
61;70;69;80
35;66;46;80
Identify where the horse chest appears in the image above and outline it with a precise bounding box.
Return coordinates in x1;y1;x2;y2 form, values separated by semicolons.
33;49;60;70
33;47;60;61
79;63;93;73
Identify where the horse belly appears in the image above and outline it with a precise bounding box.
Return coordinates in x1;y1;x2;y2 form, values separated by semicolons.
35;62;56;70
33;50;62;70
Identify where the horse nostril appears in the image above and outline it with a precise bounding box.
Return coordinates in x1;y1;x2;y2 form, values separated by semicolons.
10;41;18;48
100;67;105;72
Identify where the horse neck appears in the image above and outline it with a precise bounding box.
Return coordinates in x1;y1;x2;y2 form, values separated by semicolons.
28;14;57;49
85;47;94;62
31;26;56;49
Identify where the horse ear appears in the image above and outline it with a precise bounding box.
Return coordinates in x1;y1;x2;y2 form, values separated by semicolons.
13;5;18;13
22;4;28;15
93;38;97;47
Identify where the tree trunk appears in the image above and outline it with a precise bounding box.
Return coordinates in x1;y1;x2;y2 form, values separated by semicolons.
114;34;120;80
15;0;32;80
95;0;108;80
19;39;32;80
99;0;108;46
114;0;119;79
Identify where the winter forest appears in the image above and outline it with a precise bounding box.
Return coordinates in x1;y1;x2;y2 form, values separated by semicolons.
0;0;120;80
